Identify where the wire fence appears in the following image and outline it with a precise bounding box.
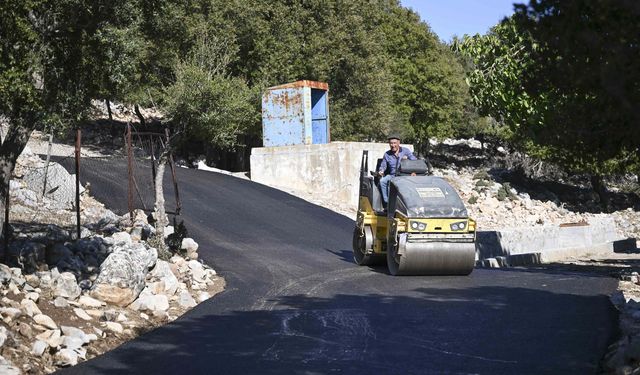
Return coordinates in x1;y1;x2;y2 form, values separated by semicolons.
3;123;181;264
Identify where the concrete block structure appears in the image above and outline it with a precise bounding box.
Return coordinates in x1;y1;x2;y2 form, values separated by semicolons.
250;142;409;209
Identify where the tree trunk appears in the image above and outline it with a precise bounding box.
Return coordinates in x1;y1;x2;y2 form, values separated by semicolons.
105;99;113;121
134;104;146;128
0;119;34;259
152;150;171;259
478;134;486;154
590;174;610;212
417;138;430;159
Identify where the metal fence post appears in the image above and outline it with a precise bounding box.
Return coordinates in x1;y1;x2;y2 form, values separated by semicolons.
150;136;156;188
42;131;53;199
127;123;134;222
3;184;10;262
75;128;81;239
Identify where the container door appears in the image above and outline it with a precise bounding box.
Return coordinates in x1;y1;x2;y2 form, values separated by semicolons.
311;89;328;144
262;88;305;146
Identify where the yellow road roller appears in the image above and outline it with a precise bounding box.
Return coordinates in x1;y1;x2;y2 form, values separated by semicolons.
353;150;477;275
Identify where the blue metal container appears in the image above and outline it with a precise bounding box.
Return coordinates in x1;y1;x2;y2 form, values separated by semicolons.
261;80;330;147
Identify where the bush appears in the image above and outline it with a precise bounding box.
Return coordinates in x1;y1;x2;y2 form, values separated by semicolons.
473;170;490;181
496;182;518;201
166;219;188;255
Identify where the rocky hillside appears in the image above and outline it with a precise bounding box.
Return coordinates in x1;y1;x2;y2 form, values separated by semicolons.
0;146;223;374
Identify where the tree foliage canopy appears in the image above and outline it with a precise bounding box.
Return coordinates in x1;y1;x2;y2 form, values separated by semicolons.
456;0;640;175
1;0;471;152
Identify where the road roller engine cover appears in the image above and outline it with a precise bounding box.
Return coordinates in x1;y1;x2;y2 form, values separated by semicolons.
353;150;477;276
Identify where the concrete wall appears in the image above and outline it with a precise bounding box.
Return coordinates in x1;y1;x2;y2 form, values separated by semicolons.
476;216;630;266
250;142;409;208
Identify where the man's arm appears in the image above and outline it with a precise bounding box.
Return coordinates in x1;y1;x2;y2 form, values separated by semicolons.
400;147;417;160
378;155;388;176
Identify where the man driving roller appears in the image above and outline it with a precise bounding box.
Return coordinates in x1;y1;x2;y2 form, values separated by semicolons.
378;134;416;207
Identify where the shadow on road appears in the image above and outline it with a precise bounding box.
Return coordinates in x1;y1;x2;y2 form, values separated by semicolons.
67;284;618;375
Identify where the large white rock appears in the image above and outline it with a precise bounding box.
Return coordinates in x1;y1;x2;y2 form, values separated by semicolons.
164;225;175;238
0;264;12;284
24;162;83;210
0;356;19;375
130;290;169;312
111;232;132;245
178;291;196;309
181;238;198;253
78;295;104;308
31;340;48;357
33;314;57;330
103;322;123;334
62;336;85;350
61;326;90;344
149;260;179;296
91;242;157;306
55;348;79;366
37;329;63;348
53;297;69;308
0;326;7;348
187;260;203;271
73;308;92;321
191;267;207;284
0;307;22;321
53;272;81;300
20;298;42;317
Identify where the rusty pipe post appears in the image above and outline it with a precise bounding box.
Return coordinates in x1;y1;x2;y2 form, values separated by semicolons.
42;131;53;198
150;136;156;188
3;182;10;262
127;123;134;222
75;128;81;239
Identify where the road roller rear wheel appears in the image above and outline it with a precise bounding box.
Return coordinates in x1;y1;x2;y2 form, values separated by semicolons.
353;225;376;266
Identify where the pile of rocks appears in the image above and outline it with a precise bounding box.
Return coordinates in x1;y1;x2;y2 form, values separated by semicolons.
0;139;223;374
602;273;640;374
434;167;640;241
0;219;223;373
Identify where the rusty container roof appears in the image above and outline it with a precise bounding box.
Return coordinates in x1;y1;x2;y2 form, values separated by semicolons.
266;80;329;91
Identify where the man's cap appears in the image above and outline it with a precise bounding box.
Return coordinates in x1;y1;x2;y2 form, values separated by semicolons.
387;133;401;141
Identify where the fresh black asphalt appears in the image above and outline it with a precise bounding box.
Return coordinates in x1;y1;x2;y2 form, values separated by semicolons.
59;161;619;374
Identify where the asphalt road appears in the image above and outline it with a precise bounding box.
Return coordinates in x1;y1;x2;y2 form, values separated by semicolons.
61;162;618;374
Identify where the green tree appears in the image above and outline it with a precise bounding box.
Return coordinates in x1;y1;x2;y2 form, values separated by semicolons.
452;18;536;150
456;0;640;208
512;0;640;176
0;1;42;241
0;0;144;240
163;32;257;150
381;5;469;155
216;0;396;142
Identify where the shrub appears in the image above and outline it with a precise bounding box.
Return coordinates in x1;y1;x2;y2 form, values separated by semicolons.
166;219;188;255
473;170;490;181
